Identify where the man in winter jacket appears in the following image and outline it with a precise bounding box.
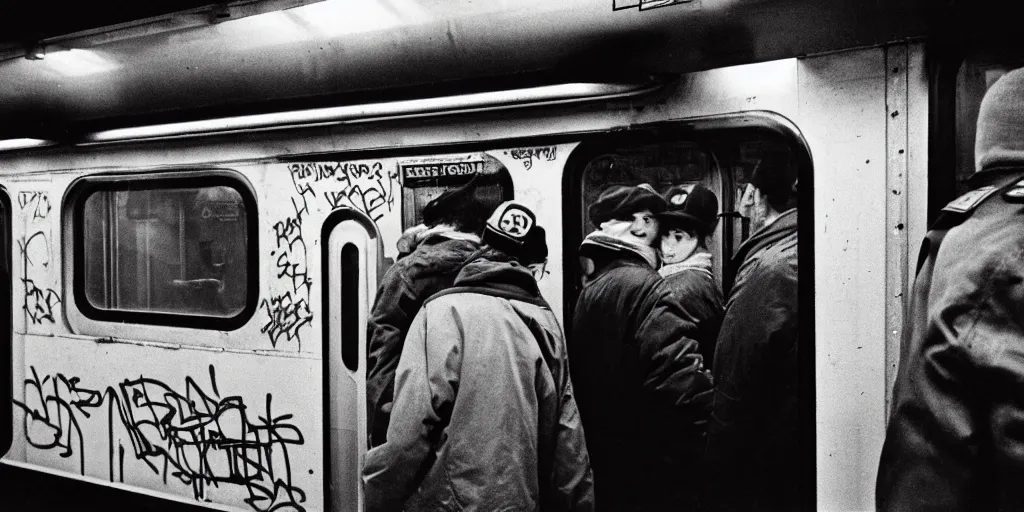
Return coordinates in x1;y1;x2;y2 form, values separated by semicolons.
705;154;799;512
363;201;594;512
365;174;504;447
658;183;725;367
877;67;1024;511
571;183;714;511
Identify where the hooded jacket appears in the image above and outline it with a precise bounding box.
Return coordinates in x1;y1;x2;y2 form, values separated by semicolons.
571;234;713;511
365;232;486;447
363;257;595;512
705;209;798;512
876;168;1024;511
660;250;725;367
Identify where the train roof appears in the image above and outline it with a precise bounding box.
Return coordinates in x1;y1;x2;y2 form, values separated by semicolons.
0;0;1008;142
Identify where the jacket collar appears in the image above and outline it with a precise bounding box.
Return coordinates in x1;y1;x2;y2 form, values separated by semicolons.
659;250;713;278
579;232;659;269
734;209;797;265
723;209;797;293
443;257;547;307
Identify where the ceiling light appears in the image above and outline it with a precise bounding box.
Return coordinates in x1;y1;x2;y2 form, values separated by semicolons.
81;81;663;144
0;138;56;151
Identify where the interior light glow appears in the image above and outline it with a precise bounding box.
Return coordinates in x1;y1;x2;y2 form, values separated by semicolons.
81;82;661;143
287;0;407;36
44;49;119;77
0;138;56;151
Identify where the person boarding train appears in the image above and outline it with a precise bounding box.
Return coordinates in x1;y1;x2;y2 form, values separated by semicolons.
705;155;800;512
657;183;726;368
571;183;714;511
365;174;504;448
363;201;594;512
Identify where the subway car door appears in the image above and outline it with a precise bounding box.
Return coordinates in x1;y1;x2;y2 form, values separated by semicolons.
322;211;381;512
0;187;10;456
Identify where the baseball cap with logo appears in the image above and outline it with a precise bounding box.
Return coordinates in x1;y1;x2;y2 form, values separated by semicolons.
659;183;720;237
482;201;546;263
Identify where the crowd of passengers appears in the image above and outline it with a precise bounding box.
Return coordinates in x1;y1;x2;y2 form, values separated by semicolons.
360;155;800;511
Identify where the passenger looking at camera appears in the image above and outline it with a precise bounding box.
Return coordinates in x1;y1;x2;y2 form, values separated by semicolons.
657;183;725;368
571;183;714;511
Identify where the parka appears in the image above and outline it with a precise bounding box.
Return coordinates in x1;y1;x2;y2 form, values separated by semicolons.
659;251;725;367
570;234;714;511
365;233;484;447
363;257;595;512
877;169;1024;511
705;208;799;512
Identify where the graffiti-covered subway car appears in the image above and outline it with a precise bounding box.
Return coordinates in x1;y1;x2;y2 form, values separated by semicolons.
1;39;929;510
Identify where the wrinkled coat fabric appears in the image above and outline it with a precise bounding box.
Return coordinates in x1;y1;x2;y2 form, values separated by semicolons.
571;238;713;511
659;252;725;367
365;235;483;447
877;169;1024;511
363;258;595;512
706;209;799;512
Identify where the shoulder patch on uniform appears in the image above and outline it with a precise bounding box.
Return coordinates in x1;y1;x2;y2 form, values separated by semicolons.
942;186;999;214
1003;178;1024;202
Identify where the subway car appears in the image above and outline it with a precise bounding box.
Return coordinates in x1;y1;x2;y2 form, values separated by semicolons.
0;0;1019;510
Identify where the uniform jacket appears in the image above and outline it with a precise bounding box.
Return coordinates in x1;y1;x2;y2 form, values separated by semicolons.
877;169;1024;511
571;235;713;511
363;257;595;512
659;251;725;367
365;234;484;447
706;209;799;512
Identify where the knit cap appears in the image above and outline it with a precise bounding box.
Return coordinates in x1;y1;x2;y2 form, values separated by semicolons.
975;66;1024;171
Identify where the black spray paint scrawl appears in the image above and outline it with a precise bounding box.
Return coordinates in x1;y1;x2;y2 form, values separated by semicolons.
13;365;308;512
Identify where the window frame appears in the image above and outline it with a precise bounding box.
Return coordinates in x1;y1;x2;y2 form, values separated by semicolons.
67;169;259;331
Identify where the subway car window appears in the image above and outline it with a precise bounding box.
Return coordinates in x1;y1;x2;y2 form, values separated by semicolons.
399;154;513;231
956;55;1024;197
78;184;249;319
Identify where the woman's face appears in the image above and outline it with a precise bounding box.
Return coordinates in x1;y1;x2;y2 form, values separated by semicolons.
660;229;699;264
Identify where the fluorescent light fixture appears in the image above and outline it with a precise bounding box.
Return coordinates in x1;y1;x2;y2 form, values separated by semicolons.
82;81;662;144
0;138;56;151
44;48;119;77
25;43;46;60
286;0;407;37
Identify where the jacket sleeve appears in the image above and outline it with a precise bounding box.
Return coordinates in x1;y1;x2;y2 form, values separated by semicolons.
365;266;420;445
549;375;596;512
362;305;460;512
635;281;714;410
877;242;1024;510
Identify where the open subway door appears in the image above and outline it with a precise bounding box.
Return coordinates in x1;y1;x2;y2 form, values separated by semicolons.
0;188;9;456
323;211;380;512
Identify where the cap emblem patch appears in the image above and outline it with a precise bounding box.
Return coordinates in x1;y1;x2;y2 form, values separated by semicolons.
498;206;533;238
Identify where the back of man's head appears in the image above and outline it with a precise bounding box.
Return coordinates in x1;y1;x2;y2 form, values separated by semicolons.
422;174;504;235
750;152;798;213
976;66;1024;172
